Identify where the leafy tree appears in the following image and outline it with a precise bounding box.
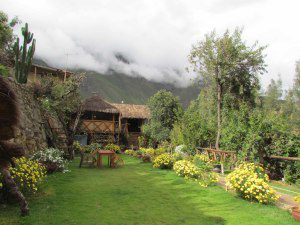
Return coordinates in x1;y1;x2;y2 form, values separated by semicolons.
242;109;299;182
264;76;283;111
34;74;85;158
0;11;19;65
220;102;250;153
143;90;183;145
169;122;184;147
188;28;266;149
181;87;216;148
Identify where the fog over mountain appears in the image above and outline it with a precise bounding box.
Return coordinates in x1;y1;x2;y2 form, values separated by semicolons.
1;0;300;89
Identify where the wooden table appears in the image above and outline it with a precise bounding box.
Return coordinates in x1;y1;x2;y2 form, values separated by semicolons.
97;150;115;168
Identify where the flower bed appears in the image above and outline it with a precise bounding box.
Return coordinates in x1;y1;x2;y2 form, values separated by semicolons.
153;153;175;169
10;157;47;193
31;148;68;173
226;162;279;204
173;160;218;187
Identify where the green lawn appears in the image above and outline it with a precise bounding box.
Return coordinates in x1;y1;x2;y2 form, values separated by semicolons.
0;156;298;225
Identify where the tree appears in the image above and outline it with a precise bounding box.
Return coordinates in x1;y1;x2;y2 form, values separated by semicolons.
181;87;216;148
143;90;183;145
0;11;19;66
188;28;266;149
264;76;283;111
282;61;300;129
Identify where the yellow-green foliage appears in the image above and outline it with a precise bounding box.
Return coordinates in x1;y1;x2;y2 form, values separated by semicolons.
155;147;167;155
72;141;82;153
10;157;47;193
105;144;121;153
173;160;218;187
145;148;155;156
193;154;213;171
226;162;279;204
153;153;175;169
193;154;210;163
124;150;135;156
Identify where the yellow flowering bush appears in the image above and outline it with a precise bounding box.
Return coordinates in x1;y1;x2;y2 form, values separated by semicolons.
124;150;135;156
173;160;218;187
10;157;47;194
145;148;155;156
153;153;175;169
226;162;279;204
294;195;300;210
105;143;121;153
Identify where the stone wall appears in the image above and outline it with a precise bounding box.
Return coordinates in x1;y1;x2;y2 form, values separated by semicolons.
6;78;48;155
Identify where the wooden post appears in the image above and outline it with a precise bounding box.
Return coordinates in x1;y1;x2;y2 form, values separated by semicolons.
34;66;37;83
118;114;121;145
112;114;115;135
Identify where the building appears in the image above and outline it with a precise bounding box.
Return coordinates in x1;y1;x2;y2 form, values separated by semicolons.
79;95;150;147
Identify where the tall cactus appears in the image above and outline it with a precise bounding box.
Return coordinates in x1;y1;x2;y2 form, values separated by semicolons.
13;23;36;84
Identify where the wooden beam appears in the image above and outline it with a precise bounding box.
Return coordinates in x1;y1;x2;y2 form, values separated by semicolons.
118;114;121;145
112;114;115;136
270;155;300;161
34;66;37;82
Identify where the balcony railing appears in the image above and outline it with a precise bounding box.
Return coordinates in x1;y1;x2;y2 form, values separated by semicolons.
82;120;116;133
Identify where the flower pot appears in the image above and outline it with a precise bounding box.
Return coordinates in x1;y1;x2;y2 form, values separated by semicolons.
291;206;300;221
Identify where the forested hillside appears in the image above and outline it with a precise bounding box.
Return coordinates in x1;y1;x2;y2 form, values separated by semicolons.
80;70;200;107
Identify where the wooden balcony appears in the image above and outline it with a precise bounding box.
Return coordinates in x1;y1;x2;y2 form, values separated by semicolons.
82;120;116;134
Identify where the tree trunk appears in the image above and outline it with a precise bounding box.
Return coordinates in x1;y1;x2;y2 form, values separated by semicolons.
68;106;82;159
0;164;29;216
215;82;222;150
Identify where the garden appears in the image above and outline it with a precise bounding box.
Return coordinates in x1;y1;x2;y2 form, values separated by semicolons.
0;155;299;225
0;8;300;225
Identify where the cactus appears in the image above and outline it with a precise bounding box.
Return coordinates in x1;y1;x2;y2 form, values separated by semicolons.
13;23;36;84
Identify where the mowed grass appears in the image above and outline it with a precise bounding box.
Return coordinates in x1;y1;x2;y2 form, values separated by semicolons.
0;156;298;225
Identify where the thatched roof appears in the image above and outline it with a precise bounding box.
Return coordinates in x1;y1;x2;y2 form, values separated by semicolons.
82;96;119;114
112;103;150;119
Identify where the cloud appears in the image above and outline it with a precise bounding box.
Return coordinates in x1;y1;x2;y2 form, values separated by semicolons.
1;0;300;89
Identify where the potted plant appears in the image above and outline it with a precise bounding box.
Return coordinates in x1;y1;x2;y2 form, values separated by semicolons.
291;195;300;221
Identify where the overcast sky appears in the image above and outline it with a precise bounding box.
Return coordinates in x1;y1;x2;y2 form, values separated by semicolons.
1;0;300;89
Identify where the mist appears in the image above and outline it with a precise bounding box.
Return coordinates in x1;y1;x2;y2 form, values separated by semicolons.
1;0;300;88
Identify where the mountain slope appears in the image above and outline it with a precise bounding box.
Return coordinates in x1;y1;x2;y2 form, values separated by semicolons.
80;71;200;108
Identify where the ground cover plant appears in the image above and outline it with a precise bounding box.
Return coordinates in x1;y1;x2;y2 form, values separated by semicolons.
0;156;298;225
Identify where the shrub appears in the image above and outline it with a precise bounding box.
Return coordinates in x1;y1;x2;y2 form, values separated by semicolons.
173;153;184;161
155;147;167;155
81;143;102;154
125;150;135;156
0;64;9;77
105;143;121;153
10;157;46;194
145;148;155;156
31;148;68;173
141;154;152;163
193;154;213;171
173;160;218;187
72;141;82;154
226;162;279;204
153;153;175;169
